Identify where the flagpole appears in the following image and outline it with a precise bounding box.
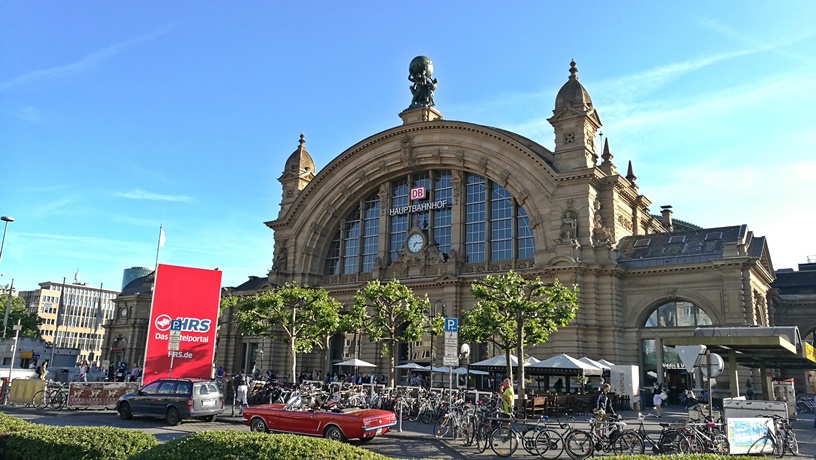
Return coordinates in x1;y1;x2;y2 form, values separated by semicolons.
50;277;67;366
155;224;163;269
94;283;103;333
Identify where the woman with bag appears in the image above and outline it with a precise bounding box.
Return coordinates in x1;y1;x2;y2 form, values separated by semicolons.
652;381;663;417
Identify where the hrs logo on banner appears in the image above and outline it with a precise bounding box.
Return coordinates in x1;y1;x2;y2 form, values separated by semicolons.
154;314;211;333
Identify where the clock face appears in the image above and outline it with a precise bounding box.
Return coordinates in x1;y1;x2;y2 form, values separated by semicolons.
120;307;128;318
407;233;424;253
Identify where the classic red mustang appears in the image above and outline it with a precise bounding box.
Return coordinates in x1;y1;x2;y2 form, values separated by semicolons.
242;398;397;443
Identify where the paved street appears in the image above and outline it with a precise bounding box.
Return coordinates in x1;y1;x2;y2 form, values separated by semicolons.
1;403;815;459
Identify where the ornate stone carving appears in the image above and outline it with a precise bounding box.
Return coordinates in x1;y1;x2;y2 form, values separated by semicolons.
400;135;418;168
557;199;579;243
528;211;542;229
498;169;510;186
477;157;488;174
377;159;388;173
518;188;530;204
378;184;389;216
617;214;633;231
322;203;337;218
455;150;465;166
310;222;322;235
431;148;442;164
356;170;368;185
340;184;352;199
451;170;463;205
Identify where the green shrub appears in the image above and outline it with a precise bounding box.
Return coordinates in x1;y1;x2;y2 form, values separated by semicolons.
1;425;157;460
0;413;31;434
131;431;389;460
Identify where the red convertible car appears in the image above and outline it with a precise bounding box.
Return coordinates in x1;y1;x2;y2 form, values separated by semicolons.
242;398;396;443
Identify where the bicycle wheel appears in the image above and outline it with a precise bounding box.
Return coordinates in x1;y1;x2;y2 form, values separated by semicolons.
613;430;645;455
534;429;565;460
32;390;49;410
476;422;489;453
489;426;519;457
49;390;66;410
657;429;683;454
564;430;593;460
709;432;729;455
460;414;475;446
419;407;433;424
433;415;451;439
783;429;798;457
747;436;775;457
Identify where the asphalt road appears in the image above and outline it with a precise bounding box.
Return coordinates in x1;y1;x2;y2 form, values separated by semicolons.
1;403;815;459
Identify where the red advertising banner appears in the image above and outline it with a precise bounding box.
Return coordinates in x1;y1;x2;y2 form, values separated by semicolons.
143;264;222;384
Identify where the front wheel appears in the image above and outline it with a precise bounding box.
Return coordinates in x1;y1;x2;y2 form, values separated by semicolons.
118;402;133;420
32;390;49;410
564;429;593;460
250;417;268;433
783;429;799;456
534;429;565;460
613;430;645;455
433;415;451;439
657;429;683;454
489;426;519;457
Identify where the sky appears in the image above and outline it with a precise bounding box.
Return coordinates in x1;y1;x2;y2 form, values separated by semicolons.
2;2;815;294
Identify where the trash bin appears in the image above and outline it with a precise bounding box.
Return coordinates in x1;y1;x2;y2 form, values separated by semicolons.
58;369;70;384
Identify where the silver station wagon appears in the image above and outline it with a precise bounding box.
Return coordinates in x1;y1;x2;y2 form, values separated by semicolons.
117;378;224;425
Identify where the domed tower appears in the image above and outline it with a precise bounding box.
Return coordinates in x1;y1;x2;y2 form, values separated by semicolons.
278;133;316;217
548;60;602;171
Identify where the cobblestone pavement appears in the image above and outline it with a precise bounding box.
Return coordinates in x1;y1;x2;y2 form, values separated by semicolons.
1;403;814;459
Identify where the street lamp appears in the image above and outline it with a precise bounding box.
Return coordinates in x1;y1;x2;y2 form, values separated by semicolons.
0;216;14;265
430;299;445;390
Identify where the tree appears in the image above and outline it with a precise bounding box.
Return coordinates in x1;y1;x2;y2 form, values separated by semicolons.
0;294;42;339
234;283;342;382
345;279;440;387
460;271;579;410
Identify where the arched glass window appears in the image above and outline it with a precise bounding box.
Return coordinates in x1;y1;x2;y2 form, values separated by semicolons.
324;193;380;275
643;301;713;328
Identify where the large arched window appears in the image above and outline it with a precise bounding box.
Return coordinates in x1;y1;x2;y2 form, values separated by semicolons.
644;301;713;328
324;170;535;275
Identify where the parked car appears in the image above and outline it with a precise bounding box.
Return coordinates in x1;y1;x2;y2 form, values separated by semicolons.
242;395;396;442
117;378;223;425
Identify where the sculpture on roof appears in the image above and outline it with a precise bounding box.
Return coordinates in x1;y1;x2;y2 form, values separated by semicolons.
407;56;437;109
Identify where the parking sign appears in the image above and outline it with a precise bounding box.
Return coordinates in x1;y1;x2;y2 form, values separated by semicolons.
444;317;458;333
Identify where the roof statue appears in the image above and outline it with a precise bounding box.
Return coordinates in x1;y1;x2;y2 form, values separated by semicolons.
407;56;437;109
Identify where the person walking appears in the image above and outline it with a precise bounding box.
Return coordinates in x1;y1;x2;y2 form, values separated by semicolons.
234;369;249;414
594;383;616;418
652;381;664;417
79;360;89;382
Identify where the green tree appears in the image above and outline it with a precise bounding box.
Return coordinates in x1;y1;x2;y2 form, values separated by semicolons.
234;283;342;382
0;294;42;339
460;271;578;410
345;279;440;386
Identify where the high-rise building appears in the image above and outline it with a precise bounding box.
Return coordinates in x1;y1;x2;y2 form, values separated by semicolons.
122;267;152;290
21;281;120;364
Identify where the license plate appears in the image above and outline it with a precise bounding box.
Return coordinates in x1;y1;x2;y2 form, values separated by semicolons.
375;428;383;436
202;400;215;407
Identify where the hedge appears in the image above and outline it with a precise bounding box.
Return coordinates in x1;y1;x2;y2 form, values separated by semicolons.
1;424;157;460
130;431;390;460
0;413;32;434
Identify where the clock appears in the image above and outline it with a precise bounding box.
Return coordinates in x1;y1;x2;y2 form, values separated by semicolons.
120;307;128;318
406;233;425;253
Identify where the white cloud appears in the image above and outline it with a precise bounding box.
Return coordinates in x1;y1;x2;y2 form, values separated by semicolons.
114;189;192;202
0;26;173;91
12;106;44;123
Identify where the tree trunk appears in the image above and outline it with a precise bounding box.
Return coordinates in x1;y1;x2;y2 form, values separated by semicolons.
505;347;512;388
289;336;297;383
516;310;526;413
389;339;396;388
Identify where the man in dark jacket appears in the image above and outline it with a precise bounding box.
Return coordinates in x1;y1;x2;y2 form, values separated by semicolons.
594;383;616;417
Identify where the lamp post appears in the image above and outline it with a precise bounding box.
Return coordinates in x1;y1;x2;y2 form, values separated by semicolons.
3;278;14;339
5;320;22;405
430;299;445;390
0;216;14;265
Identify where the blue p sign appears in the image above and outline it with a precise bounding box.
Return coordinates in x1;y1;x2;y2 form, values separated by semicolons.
171;319;183;331
444;317;458;332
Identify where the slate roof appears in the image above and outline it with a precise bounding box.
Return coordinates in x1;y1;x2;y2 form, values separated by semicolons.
618;225;749;268
772;267;816;289
229;275;275;293
120;273;153;296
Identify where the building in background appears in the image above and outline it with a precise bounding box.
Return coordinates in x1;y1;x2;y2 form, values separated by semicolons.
20;281;119;365
122;267;152;290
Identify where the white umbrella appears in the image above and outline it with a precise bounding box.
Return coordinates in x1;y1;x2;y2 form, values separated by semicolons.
333;358;376;368
395;362;427;369
469;354;538;370
452;367;488;375
598;359;616;367
527;353;604;376
579;357;611;370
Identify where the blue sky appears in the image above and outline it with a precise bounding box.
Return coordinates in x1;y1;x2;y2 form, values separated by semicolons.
2;2;815;293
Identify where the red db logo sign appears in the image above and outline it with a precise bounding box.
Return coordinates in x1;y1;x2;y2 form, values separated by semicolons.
410;186;426;201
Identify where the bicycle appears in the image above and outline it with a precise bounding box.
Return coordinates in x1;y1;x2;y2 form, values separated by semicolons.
564;412;644;459
32;381;68;410
680;416;729;455
747;414;798;457
634;412;687;454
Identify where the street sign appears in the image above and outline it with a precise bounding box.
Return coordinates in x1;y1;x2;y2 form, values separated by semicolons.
444;332;458;347
444;317;458;333
168;330;181;351
170;319;182;331
443;356;459;366
676;345;706;372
